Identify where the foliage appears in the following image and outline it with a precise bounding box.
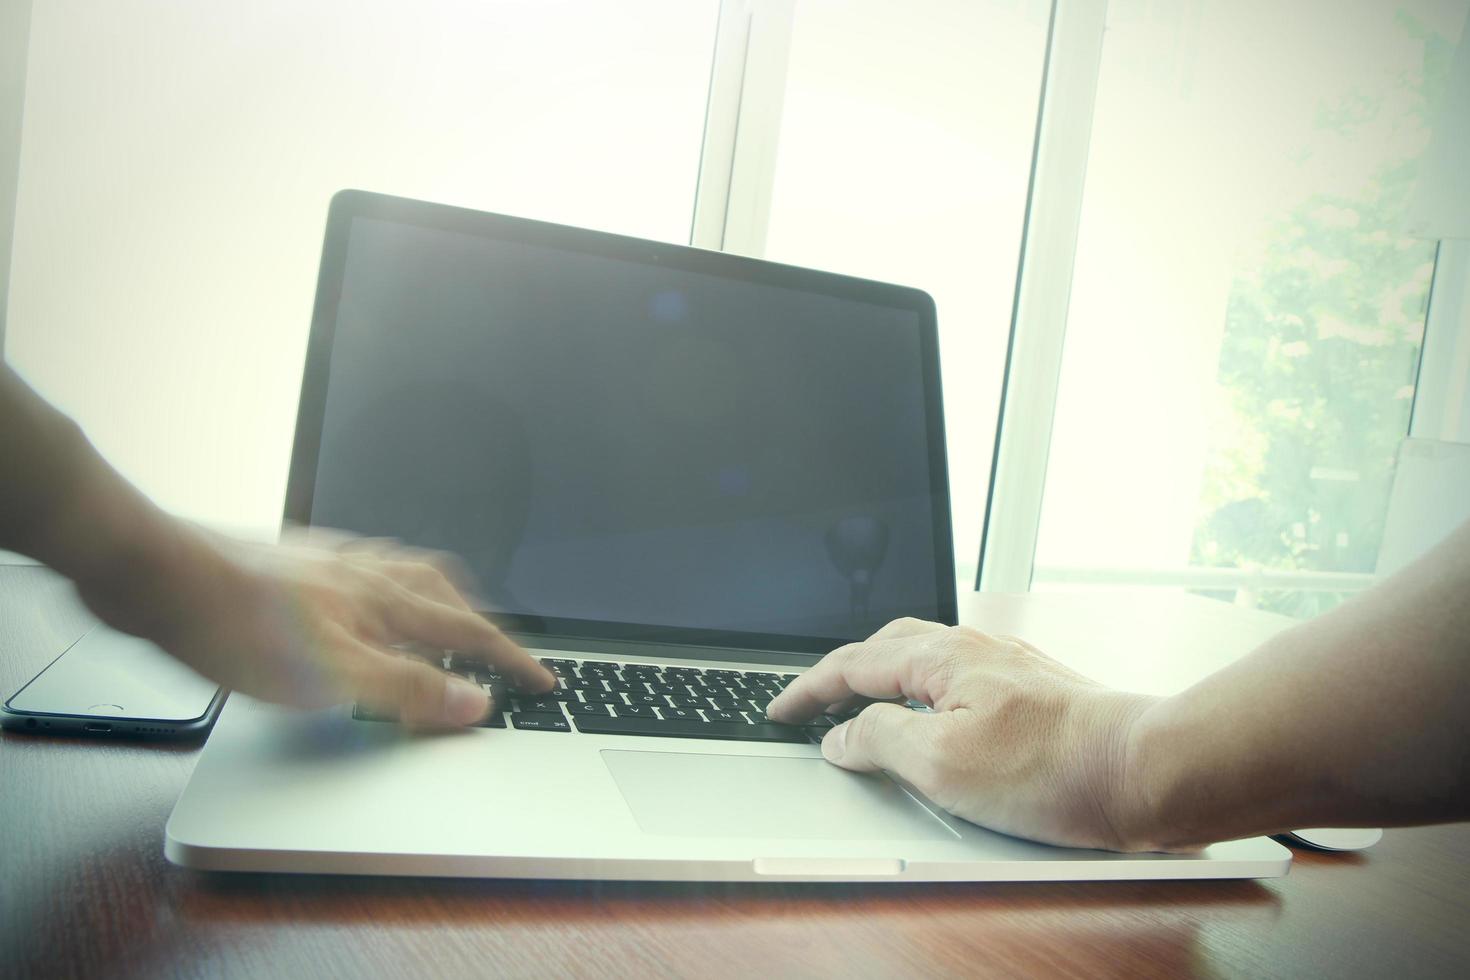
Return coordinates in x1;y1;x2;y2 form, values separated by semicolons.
1190;10;1454;617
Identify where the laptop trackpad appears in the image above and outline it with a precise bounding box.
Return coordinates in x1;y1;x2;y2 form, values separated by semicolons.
601;750;959;840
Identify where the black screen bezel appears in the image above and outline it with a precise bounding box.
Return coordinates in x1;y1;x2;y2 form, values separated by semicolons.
285;189;958;656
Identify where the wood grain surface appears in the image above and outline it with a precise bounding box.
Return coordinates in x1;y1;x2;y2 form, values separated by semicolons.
2;565;1467;979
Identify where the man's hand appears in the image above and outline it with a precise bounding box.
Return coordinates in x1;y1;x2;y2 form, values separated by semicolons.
78;527;555;728
2;361;550;729
767;618;1158;851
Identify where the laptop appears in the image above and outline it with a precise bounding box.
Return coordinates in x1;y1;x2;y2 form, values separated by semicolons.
165;190;1290;881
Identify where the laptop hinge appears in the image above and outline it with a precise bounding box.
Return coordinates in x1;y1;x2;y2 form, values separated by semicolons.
508;632;820;669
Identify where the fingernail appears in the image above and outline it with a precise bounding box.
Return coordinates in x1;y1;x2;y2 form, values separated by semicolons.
823;723;848;762
444;678;489;724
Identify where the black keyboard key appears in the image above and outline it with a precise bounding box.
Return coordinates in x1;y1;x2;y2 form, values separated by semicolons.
625;692;665;707
707;697;745;711
511;713;570;732
704;669;742;681
646;683;689;696
660;707;702;721
573;715;808;743
615;704;657;718
705;709;741;723
621;664;660;677
578;660;621;674
515;697;562;714
667;695;710;710
580;690;622;705
566;701;613;716
448;653;487;673
603;677;648;693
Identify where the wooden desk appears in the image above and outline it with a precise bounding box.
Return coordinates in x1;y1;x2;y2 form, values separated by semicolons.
3;565;1467;978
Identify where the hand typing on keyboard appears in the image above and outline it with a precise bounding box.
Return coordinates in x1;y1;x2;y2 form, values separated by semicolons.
0;362;554;729
765;617;1156;852
109;527;555;728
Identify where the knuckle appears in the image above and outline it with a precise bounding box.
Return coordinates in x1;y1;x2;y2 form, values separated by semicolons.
411;558;448;583
926;636;978;680
938;626;1023;664
820;641;863;666
948;625;989;647
353;564;395;596
990;633;1031;656
409;548;464;583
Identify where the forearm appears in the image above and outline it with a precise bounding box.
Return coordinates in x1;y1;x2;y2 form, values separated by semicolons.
0;362;220;635
1124;522;1470;850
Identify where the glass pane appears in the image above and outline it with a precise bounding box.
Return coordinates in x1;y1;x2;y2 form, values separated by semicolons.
760;0;1051;587
1033;0;1469;616
5;0;719;533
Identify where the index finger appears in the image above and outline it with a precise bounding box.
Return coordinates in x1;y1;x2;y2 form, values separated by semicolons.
766;631;958;724
379;589;555;692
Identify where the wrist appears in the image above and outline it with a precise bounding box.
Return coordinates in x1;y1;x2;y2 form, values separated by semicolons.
3;411;92;562
1112;694;1218;853
1097;692;1172;852
73;511;233;645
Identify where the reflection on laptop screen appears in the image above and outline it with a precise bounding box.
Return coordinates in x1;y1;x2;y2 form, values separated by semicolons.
307;214;946;645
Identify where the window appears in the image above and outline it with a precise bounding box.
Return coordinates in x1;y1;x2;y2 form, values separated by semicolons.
5;0;719;533
1029;0;1468;615
755;0;1051;586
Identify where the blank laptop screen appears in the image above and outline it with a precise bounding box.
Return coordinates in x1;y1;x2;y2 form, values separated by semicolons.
303;207;951;650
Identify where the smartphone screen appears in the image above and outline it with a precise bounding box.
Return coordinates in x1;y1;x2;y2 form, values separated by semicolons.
2;625;223;737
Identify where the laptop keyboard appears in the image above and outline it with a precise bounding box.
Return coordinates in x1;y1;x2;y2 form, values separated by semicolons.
354;655;843;743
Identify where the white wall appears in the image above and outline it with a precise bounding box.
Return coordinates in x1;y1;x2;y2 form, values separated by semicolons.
5;0;718;534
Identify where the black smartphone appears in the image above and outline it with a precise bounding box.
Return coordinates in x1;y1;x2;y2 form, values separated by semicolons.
1;625;225;739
